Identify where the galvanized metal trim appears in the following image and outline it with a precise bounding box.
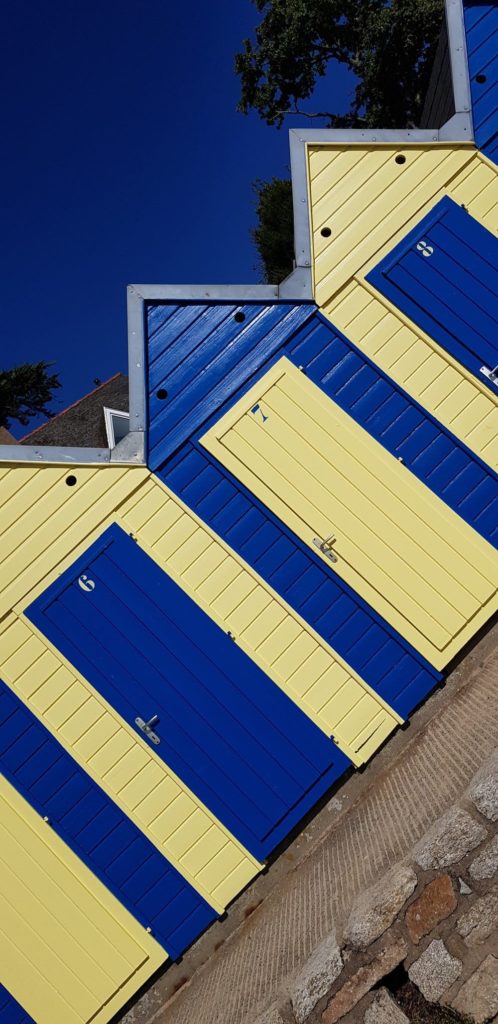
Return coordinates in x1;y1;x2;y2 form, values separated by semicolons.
130;275;313;302
131;284;279;301
290;129;313;271
278;266;313;298
289;0;475;272
110;430;145;463
0;445;111;464
446;0;472;116
127;286;148;436
439;111;473;140
0;296;147;466
289;129;455;272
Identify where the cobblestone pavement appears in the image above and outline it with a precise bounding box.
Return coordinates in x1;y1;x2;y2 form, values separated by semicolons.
121;626;498;1024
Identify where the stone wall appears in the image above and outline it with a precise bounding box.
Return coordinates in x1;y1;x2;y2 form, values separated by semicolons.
257;749;498;1024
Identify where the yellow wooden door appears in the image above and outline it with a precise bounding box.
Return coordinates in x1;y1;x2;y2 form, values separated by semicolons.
201;358;498;670
0;776;165;1024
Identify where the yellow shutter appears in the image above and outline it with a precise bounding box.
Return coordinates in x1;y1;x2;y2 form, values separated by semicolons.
0;775;165;1024
201;358;498;670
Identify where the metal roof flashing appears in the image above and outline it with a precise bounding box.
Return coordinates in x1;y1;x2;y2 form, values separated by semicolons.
0;298;147;466
289;0;473;272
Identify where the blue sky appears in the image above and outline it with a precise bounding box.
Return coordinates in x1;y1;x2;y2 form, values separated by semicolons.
1;0;356;436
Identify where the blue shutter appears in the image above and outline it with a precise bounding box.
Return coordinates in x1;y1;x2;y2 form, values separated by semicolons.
367;197;498;392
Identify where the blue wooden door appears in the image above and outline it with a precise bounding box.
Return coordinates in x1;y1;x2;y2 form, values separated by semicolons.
26;525;349;861
368;197;498;392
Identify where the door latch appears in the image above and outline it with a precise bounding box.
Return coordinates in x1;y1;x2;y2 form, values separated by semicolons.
313;534;338;563
416;239;434;257
135;715;161;745
480;364;498;385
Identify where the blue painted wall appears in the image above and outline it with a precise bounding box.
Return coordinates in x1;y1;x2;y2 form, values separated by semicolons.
465;0;498;163
368;197;498;397
27;525;350;862
147;301;315;467
0;680;216;958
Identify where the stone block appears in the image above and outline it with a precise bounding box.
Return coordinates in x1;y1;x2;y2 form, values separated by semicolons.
470;835;498;882
344;866;417;950
467;750;498;822
413;808;487;870
408;940;462;1002
363;988;409;1024
456;887;498;947
405;874;457;944
291;932;343;1024
452;955;498;1023
322;937;408;1024
254;1008;286;1024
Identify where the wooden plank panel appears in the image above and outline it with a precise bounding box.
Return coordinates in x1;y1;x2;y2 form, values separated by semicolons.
0;614;260;912
114;478;401;764
0;463;149;619
308;144;475;304
327;279;498;471
201;358;498;670
0;776;165;1024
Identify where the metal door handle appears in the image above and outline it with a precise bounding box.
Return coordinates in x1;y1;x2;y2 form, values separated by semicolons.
135;714;161;745
313;534;338;563
480;364;498;385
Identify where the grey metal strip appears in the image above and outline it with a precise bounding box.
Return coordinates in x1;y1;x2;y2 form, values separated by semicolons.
127;286;147;435
439;111;473;140
446;0;472;117
130;284;280;300
130;276;312;301
110;430;145;464
0;296;148;466
0;445;111;464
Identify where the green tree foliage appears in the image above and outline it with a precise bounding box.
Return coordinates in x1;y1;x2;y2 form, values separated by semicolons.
236;0;444;129
252;178;295;283
0;361;61;429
